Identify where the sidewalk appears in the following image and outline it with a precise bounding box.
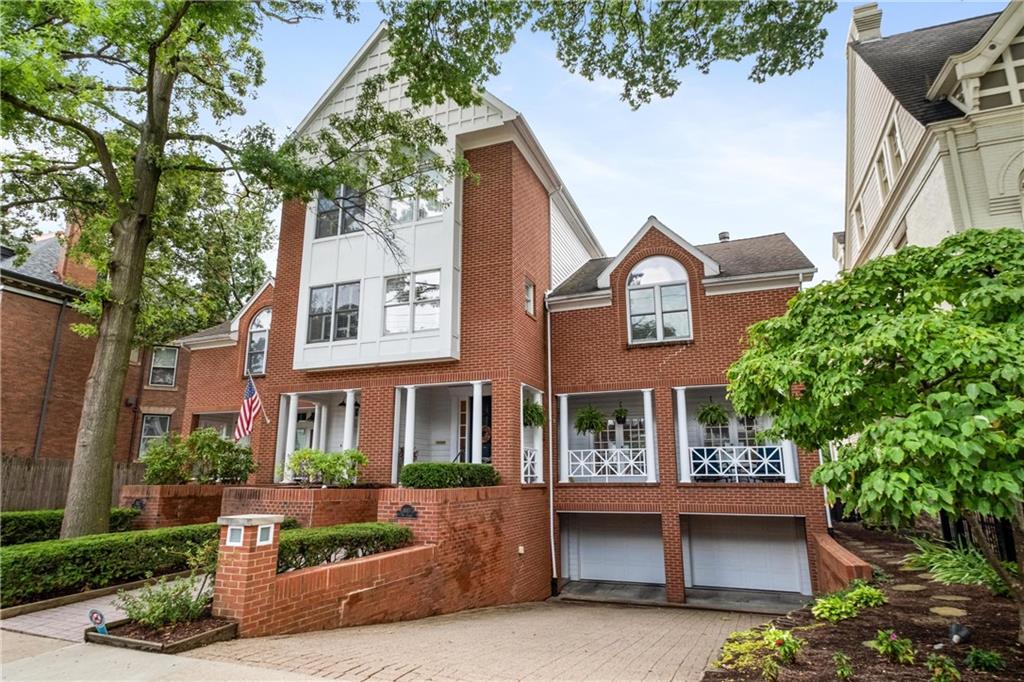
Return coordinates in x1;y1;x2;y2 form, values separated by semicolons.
0;632;314;682
0;591;129;643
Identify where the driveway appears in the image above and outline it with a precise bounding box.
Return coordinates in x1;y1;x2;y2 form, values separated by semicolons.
187;601;767;681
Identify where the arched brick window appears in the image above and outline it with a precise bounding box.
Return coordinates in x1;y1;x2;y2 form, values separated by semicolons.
246;308;272;375
626;256;691;343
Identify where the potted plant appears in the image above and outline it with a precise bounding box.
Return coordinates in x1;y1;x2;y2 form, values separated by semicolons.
523;400;546;428
574;406;607;435
696;400;729;427
613;403;629;425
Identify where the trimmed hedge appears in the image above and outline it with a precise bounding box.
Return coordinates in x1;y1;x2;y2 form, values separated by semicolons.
0;508;140;546
0;517;303;606
277;522;412;573
398;462;500;489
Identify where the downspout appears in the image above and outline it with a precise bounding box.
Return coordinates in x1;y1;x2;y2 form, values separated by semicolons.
545;294;558;595
127;347;147;460
33;299;68;460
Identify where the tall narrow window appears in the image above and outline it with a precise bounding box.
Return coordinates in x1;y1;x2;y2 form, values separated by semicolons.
524;280;536;315
315;186;365;238
875;153;890;197
626;256;691;343
413;270;440;331
853;203;866;241
334;282;360;339
246;309;271;375
384;271;441;334
140;414;170;454
149;347;179;386
307;286;334;343
885;122;904;175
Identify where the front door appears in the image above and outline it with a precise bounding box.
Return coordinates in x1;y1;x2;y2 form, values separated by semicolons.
295;411;315;451
456;396;492;463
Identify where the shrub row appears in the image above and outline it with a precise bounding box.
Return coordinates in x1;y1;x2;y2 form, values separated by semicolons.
277;522;412;573
398;462;500;489
0;517;301;606
0;508;140;546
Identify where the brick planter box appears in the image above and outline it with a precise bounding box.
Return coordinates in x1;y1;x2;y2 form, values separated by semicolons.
119;484;228;529
220;486;382;527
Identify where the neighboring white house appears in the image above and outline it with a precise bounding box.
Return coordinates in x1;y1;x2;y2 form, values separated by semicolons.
835;2;1024;271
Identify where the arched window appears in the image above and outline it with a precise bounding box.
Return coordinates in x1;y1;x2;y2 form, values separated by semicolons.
626;256;691;343
246;308;271;375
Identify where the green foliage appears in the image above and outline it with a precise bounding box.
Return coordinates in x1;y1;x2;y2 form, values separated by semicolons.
1;507;138;545
141;428;255;485
926;654;961;682
0;523;219;606
832;652;853;680
523;400;546;428
811;579;887;622
716;626;804;680
115;573;209;629
872;630;915;665
574;406;607;435
728;229;1024;527
277;522;412;573
612;404;629;422
287;448;367;486
963;647;1005;672
696;400;729;427
905;537;1017;596
398;463;501;489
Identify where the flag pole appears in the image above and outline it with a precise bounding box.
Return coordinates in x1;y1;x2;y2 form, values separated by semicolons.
248;369;272;425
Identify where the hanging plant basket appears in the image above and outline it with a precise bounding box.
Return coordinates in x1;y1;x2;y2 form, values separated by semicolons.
522;400;546;428
696;400;729;427
574;406;607;435
613;403;629;425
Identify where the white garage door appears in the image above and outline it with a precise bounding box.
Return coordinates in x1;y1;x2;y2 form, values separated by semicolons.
562;514;666;584
683;516;811;594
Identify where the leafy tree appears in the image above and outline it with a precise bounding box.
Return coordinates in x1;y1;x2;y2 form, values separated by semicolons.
727;229;1024;643
2;0;835;538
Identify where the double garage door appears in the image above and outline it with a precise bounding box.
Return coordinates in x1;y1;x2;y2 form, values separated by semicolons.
560;513;811;594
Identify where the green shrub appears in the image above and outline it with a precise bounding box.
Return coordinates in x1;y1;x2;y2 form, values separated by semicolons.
811;580;887;622
0;507;139;546
116;573;209;628
847;582;887;608
963;647;1004;672
277;522;412;572
926;654;961;682
141;428;255;485
872;629;915;664
0;523;219;606
287;448;367;486
399;462;500;488
905;537;1017;596
833;652;853;680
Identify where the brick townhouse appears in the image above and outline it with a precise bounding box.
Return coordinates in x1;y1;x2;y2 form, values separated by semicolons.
181;25;829;606
1;233;189;507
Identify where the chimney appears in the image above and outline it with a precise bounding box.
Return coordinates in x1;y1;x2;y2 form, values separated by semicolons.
56;218;97;287
718;231;730;242
851;3;882;43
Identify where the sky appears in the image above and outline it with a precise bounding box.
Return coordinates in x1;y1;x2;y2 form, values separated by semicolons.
250;1;1008;283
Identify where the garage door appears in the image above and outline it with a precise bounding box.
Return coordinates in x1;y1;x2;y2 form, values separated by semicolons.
683;515;811;594
561;514;666;584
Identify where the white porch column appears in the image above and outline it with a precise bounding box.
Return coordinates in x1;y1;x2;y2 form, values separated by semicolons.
642;389;657;483
534;392;544;484
783;440;799;483
391;387;402;482
283;393;299;481
274;394;290;482
317;404;329;451
342;389;357;450
558;394;569;482
403;386;417;466
675;387;691;483
471;381;484;465
310;403;322;453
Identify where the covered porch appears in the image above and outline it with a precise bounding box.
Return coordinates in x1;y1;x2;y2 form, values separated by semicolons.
274;389;361;482
557;390;657;483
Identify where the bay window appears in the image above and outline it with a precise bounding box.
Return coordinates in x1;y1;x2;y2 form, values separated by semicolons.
626;256;691;343
384;270;440;334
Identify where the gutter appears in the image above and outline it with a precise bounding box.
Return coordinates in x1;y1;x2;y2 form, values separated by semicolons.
1;269;80;299
545;292;559;595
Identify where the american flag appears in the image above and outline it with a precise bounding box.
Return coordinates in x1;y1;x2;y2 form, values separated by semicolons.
234;376;263;441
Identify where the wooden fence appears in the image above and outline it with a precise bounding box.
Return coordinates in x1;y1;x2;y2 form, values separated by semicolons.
1;457;145;511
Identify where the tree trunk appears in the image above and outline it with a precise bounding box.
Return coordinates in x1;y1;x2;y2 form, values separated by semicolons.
60;213;152;538
962;512;1024;645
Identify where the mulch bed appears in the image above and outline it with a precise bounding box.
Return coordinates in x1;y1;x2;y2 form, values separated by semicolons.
108;616;233;644
704;522;1023;681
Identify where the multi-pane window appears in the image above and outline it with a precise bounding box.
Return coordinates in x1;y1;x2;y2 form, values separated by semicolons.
307;283;360;343
524;280;535;315
390;170;444;224
384;270;440;334
246;308;271;375
315;186;365;239
149;346;178;386
875;153;890;197
594;418;646;450
139;414;170;454
736;415;762;446
626;256;691;343
885;123;904;175
853;203;866;241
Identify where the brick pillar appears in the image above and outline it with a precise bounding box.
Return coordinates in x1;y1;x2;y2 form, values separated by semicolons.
212;514;283;637
661;512;685;603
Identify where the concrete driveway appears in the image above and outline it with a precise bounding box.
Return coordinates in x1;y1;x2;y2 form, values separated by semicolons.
187;601;767;681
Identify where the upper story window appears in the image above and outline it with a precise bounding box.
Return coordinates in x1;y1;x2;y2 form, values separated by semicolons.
307;282;360;343
976;37;1024;111
390;169;444;225
149;346;178;386
626;256;691;343
885;122;904;175
853;203;866;244
316;186;365;239
524;280;535;316
384;270;440;334
875;152;890;198
246;308;271;376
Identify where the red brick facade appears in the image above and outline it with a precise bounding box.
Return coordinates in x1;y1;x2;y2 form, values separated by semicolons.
220;486;382;527
118;483;226;529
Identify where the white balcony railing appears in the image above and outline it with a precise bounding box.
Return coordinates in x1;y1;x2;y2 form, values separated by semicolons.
567;448;647;482
521;448;541;484
689;445;786;482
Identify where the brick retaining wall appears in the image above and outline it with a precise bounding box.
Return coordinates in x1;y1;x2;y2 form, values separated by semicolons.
220;486;381;527
814;532;872;592
118;484;226;529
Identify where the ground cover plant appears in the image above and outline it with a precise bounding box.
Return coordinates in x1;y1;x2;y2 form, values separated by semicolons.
811;579;887;623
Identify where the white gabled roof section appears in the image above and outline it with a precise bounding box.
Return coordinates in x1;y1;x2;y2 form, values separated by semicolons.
926;2;1024;101
228;278;275;335
595;216;720;288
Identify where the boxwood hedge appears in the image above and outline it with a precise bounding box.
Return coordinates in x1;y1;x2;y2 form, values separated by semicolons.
277;522;412;573
0;508;140;546
398;462;500;489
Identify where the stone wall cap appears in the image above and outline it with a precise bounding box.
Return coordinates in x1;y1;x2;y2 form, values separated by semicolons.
217;514;285;526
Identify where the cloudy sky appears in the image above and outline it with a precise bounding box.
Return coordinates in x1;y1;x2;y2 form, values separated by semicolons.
252;1;1006;283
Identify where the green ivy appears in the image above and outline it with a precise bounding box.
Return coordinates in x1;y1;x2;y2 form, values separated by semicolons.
0;507;139;546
